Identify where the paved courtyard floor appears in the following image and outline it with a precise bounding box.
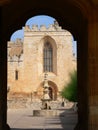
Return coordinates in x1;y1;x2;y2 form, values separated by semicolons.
7;108;78;130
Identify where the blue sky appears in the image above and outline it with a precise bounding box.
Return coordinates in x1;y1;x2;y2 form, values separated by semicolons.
26;15;55;28
10;15;77;57
10;15;55;41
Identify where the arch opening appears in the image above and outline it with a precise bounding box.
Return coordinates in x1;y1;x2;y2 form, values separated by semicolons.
5;0;90;126
7;15;78;129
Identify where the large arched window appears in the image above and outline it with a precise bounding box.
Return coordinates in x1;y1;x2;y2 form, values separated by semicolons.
43;42;53;72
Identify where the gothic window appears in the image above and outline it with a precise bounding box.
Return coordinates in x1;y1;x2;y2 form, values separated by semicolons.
15;70;18;80
43;42;53;72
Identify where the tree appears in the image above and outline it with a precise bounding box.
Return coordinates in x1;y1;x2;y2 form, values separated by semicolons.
61;70;77;102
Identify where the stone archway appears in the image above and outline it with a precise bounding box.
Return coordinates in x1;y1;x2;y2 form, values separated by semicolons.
0;0;98;130
37;81;58;101
48;81;58;101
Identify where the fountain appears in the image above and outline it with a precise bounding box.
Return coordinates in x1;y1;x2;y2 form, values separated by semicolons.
33;72;65;117
41;72;51;110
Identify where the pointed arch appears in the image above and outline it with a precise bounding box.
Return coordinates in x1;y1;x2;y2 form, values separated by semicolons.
42;36;57;74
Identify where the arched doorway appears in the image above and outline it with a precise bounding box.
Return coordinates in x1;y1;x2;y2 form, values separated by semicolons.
48;81;58;100
37;81;58;101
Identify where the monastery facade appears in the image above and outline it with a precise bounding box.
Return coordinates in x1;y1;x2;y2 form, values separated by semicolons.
7;21;76;101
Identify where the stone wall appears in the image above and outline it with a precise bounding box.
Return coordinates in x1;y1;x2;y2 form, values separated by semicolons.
7;22;76;101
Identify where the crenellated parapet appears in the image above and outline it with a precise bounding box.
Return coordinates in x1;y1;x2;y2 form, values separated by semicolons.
24;21;64;32
8;38;23;46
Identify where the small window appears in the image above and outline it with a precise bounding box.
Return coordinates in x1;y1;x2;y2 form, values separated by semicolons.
15;70;18;80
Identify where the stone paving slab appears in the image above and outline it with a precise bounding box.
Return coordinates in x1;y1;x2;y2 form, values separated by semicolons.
7;108;77;130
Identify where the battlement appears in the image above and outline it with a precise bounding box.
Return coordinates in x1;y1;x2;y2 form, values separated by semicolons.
24;21;64;32
8;38;23;46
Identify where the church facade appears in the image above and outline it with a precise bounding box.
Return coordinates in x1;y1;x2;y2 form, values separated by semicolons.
7;22;76;101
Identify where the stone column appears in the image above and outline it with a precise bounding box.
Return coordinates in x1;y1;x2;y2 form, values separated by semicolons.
0;40;8;129
0;13;10;129
88;9;98;129
76;21;88;130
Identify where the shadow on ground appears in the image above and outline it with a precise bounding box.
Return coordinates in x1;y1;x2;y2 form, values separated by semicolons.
59;108;78;130
8;106;78;130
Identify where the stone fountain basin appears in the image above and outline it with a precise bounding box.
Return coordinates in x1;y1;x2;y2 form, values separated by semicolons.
33;109;65;117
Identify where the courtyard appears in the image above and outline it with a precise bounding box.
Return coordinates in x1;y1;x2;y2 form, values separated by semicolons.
7;108;77;130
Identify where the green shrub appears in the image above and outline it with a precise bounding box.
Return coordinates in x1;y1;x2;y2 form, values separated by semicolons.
61;70;77;102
